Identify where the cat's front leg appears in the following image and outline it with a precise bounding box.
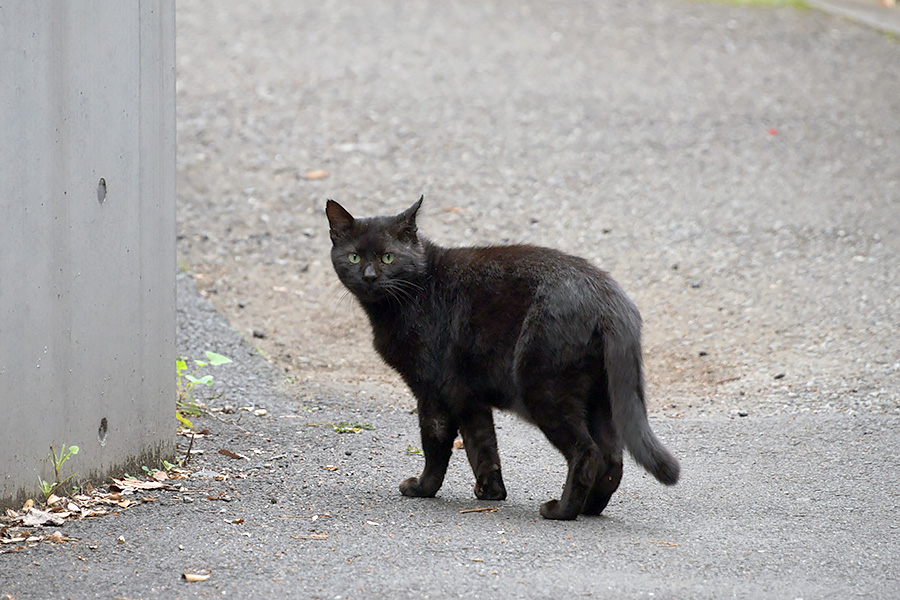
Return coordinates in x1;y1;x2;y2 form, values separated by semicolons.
399;402;458;498
458;407;507;501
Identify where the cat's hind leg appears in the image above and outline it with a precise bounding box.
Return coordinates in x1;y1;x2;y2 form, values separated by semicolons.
582;458;623;516
458;407;507;501
582;388;624;516
521;378;600;520
399;401;458;498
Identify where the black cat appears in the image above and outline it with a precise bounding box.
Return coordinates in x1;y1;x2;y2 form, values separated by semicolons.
326;197;679;520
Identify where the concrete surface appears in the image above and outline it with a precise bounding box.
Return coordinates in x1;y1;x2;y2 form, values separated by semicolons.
3;0;900;598
0;2;176;508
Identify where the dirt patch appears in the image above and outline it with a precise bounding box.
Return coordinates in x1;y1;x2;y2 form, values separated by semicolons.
175;0;899;418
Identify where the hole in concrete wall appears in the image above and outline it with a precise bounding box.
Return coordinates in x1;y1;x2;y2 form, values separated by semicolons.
97;178;107;204
98;417;108;446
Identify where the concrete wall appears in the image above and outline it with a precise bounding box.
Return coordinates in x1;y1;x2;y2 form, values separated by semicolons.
0;1;176;508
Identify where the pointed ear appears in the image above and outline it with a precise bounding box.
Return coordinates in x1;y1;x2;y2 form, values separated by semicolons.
326;200;354;242
395;195;423;243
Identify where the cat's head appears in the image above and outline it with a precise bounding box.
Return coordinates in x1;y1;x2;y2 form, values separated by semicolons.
325;197;427;304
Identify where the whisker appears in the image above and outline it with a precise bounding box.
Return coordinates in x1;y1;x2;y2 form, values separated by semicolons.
380;281;417;306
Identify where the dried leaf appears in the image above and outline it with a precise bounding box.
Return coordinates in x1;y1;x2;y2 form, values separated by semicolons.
152;470;169;482
22;508;66;527
453;439;465;450
302;169;329;180
46;494;63;506
111;478;165;490
183;572;211;582
22;499;34;511
323;465;339;472
46;531;66;543
1;537;26;544
218;449;246;460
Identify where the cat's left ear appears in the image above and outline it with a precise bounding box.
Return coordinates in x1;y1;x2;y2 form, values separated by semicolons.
395;195;423;243
326;200;354;243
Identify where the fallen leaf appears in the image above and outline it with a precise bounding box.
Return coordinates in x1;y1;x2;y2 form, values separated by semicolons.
303;169;329;180
183;572;211;582
22;508;66;527
22;499;34;511
453;439;465;450
218;449;247;460
152;470;169;482
46;531;65;543
46;494;63;506
111;478;165;490
323;465;339;472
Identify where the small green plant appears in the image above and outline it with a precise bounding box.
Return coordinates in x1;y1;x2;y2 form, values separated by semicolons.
176;351;232;429
140;460;176;478
406;445;422;456
332;421;375;434
38;444;80;500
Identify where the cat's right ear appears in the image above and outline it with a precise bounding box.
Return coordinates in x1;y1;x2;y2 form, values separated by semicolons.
326;200;354;243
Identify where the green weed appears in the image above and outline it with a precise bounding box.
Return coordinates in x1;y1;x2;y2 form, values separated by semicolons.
176;351;232;429
38;444;79;500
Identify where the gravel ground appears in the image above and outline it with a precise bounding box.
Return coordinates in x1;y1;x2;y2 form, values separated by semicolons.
176;0;899;419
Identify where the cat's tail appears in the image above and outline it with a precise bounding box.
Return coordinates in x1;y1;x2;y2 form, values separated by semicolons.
605;322;680;486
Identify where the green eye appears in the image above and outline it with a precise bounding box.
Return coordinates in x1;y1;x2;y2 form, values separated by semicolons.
381;253;394;264
348;253;360;264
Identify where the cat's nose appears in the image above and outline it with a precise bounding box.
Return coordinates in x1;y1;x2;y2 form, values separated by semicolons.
363;264;378;281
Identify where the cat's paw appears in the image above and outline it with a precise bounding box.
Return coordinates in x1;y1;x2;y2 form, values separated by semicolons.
474;476;507;501
399;476;437;498
540;499;579;521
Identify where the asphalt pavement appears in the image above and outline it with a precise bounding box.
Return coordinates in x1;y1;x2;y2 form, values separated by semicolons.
3;1;900;599
2;276;898;599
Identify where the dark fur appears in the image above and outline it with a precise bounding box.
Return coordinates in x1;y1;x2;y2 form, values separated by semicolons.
326;197;679;520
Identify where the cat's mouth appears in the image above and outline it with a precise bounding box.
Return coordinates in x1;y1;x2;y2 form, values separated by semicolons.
350;279;420;305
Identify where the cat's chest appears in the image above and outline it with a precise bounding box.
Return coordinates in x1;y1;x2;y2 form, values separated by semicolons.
368;307;431;369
